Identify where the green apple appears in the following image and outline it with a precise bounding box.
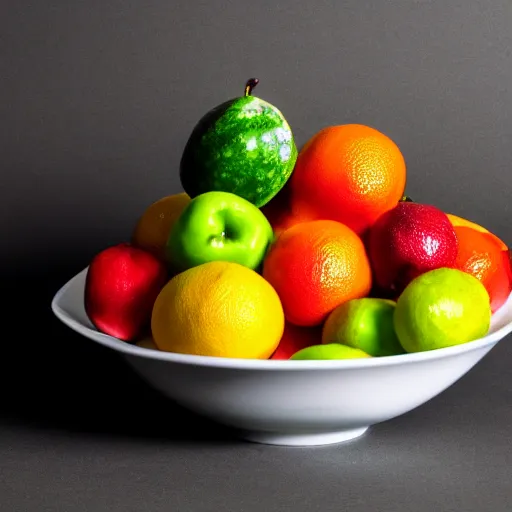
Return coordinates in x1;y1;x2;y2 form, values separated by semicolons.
166;191;274;272
322;298;405;357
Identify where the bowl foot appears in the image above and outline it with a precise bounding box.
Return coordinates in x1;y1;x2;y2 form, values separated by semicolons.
238;426;369;447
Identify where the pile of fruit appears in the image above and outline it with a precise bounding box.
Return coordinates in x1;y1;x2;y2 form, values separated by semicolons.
84;79;512;360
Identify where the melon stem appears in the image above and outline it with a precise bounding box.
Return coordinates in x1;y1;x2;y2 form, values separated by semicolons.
244;78;259;96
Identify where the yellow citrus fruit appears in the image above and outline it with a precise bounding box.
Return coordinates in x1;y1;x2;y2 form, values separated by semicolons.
132;192;190;260
151;261;285;358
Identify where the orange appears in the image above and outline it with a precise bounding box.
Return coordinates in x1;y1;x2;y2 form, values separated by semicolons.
132;193;190;261
262;220;372;327
453;225;512;314
447;213;508;251
287;124;406;235
151;261;284;358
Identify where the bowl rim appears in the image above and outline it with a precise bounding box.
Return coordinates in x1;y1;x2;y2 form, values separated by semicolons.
51;267;512;371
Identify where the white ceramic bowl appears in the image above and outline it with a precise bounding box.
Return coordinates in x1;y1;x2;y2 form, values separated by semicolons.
52;268;512;447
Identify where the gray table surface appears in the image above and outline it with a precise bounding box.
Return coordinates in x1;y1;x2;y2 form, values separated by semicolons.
2;322;512;512
2;0;512;510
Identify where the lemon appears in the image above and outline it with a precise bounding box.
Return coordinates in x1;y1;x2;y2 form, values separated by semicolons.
151;261;284;358
132;192;190;260
394;268;491;353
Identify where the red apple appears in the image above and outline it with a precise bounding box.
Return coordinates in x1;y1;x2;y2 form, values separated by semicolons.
270;322;322;360
84;243;168;341
367;202;458;296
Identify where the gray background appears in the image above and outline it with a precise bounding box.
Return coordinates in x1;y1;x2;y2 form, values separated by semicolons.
1;0;512;510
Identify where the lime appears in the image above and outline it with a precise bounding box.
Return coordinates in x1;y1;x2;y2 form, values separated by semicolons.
322;298;405;357
289;343;371;360
394;268;491;353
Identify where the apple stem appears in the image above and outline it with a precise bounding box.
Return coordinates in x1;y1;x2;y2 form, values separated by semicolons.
244;78;259;96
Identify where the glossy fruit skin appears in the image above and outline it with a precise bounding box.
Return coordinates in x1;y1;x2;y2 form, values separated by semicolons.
180;95;298;208
394;268;491;353
322;298;405;357
84;243;168;341
453;226;512;313
447;213;508;250
151;261;284;359
367;202;458;296
270;323;322;360
262;220;372;327
289;343;371;360
166;191;274;273
131;193;191;261
286;124;406;234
